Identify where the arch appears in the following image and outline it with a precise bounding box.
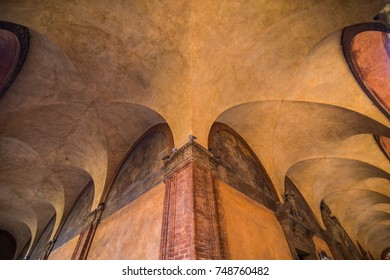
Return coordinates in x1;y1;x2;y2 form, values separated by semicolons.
16;237;31;260
28;214;56;260
320;201;362;260
355;210;390;245
208;122;279;210
85;123;172;259
284;177;322;235
0;230;17;259
0;21;29;98
324;189;390;259
341;22;390;118
0;22;175;258
215;100;390;200
381;247;390;260
286;156;390;225
102;123;173;217
50;180;94;253
0;214;31;259
375;135;390;160
275;177;328;260
364;224;390;259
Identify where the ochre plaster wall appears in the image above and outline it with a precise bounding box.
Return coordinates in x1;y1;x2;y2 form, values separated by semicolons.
48;235;79;260
103;130;168;218
312;235;333;259
87;184;165;259
218;180;292;259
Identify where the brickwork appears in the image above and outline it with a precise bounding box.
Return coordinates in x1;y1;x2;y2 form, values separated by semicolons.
193;162;223;259
160;140;226;259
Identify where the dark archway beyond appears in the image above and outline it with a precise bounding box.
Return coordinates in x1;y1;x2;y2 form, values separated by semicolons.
0;230;17;259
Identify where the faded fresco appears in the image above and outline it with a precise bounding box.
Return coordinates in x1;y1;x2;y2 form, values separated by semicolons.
103;130;168;218
53;182;94;250
284;177;322;235
212;128;277;209
29;216;55;260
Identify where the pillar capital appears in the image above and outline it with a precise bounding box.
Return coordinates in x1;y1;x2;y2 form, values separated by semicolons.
163;139;218;173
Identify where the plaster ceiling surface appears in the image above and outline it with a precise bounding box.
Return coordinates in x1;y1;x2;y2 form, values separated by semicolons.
0;0;389;258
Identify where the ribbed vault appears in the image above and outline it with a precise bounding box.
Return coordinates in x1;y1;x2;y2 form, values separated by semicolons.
0;25;168;257
0;0;389;259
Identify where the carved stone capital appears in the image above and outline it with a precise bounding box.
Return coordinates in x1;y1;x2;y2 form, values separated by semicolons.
84;203;105;226
42;239;56;259
163;140;217;172
43;239;55;252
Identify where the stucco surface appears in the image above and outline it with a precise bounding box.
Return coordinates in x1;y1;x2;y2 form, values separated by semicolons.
218;181;292;260
48;235;78;260
312;235;333;259
87;184;164;260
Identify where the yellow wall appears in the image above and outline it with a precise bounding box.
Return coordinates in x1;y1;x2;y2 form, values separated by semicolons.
48;235;79;260
87;184;165;259
218;180;292;259
312;235;334;259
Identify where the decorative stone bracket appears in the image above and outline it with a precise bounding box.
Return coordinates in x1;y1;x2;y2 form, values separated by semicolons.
276;191;317;259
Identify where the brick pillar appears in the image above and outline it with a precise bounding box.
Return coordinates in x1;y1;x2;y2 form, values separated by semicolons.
160;139;227;260
71;203;105;260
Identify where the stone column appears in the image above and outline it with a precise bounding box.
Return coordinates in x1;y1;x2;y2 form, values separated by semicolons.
159;139;226;260
71;203;105;260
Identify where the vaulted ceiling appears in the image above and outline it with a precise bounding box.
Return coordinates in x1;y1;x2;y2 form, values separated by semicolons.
0;0;389;259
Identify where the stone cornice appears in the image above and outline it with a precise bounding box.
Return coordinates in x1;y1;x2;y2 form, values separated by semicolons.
163;139;217;172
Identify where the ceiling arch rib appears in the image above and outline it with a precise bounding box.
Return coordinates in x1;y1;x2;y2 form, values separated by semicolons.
216;100;390;199
0;2;191;146
0;27;172;251
189;1;385;146
215;98;390;260
325;189;390;259
0;200;57;258
0;215;30;259
0;0;388;260
287;28;389;127
0;101;169;210
0;136;65;231
355;210;390;246
365;224;390;259
286;156;390;224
